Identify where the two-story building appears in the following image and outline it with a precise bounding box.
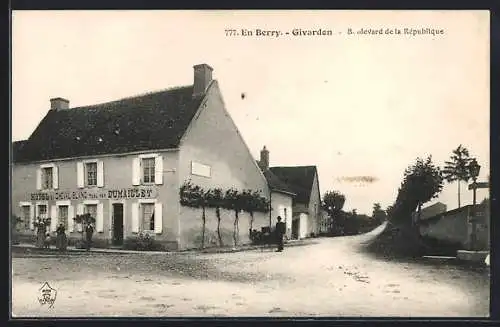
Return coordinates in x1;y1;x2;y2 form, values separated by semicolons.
12;64;274;250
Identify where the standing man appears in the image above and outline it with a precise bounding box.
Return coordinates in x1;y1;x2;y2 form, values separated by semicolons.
275;216;286;252
85;222;95;251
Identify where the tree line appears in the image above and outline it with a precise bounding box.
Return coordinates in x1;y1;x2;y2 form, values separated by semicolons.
365;144;484;257
320;144;484;237
320;190;387;236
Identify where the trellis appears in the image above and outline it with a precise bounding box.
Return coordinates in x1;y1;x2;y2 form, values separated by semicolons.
179;181;270;248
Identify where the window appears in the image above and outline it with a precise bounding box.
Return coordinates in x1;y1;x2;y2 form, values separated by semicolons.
78;160;103;188
133;154;162;186
42;167;53;189
84;204;98;220
38;205;48;219
58;206;68;228
142;158;155;184
142;203;155;231
21;206;31;230
86;162;97;186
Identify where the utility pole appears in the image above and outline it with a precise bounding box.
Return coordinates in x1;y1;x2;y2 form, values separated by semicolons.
467;159;481;251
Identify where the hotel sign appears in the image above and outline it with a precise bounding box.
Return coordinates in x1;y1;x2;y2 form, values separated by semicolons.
29;187;157;201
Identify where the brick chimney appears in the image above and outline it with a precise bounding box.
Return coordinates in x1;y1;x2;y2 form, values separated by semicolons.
259;146;269;171
50;97;70;111
193;64;213;97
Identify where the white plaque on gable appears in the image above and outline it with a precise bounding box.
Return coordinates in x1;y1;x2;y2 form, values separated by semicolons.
191;161;211;178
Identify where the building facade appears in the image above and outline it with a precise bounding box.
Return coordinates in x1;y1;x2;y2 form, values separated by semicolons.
257;147;322;239
418;203;490;251
12;64;272;250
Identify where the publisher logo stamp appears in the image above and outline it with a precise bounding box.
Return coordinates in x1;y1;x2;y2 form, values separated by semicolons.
38;282;57;308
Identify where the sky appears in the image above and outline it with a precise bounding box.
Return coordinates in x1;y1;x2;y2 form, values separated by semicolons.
11;10;490;215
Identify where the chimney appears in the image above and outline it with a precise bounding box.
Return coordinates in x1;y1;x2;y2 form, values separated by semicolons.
50;97;70;111
193;64;213;97
259;146;269;171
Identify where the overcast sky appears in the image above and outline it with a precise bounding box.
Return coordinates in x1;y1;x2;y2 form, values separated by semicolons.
12;10;490;215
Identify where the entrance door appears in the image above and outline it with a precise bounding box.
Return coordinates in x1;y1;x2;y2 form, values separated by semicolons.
292;219;299;239
112;203;124;246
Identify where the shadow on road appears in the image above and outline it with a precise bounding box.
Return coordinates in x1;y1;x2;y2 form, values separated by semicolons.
352;221;490;276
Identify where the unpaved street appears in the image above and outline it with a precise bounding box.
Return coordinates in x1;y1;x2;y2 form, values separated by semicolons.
12;224;489;317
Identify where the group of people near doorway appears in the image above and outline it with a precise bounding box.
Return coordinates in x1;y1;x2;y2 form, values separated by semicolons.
37;222;95;252
36;215;287;253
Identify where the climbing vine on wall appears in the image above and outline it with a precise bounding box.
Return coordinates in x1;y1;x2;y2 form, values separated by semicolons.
179;180;270;248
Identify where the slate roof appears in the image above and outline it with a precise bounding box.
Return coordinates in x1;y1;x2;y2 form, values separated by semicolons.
13;86;204;163
261;169;295;196
12;140;27;158
268;166;318;204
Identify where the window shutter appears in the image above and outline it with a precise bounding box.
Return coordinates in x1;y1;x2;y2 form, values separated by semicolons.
131;202;139;233
96;202;104;233
53;166;59;189
77;162;84;188
29;205;35;230
76;204;84;232
35;205;39;225
36;169;42;190
68;205;75;232
50;205;58;232
132;158;140;186
97;160;104;187
154;202;162;234
155;155;163;185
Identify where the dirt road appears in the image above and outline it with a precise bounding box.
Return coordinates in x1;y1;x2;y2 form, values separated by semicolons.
12;224;489;317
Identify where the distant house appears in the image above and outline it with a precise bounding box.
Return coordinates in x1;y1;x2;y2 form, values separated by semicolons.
257;146;321;239
419;203;490;250
412;202;447;223
11;64;272;250
256;146;295;239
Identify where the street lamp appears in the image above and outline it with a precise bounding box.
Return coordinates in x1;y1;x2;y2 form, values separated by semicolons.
468;158;481;250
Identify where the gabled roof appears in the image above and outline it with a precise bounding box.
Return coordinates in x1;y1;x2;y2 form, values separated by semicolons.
13;86;204;163
269;166;318;204
262;169;295;196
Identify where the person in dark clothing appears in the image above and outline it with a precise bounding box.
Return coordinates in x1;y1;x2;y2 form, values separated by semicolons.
275;216;286;252
85;223;95;251
56;223;67;252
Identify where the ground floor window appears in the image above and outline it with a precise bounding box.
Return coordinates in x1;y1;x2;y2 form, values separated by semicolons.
142;203;155;232
21;205;31;230
58;205;68;228
37;204;48;219
84;204;98;220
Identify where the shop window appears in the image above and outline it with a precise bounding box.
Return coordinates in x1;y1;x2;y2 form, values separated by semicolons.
58;205;68;228
84;204;98;220
21;205;31;230
142;203;155;231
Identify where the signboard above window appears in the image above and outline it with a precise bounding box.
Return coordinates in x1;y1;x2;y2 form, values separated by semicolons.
191;161;211;178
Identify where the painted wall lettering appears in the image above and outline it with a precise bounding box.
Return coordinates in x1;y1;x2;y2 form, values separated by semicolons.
29;188;157;201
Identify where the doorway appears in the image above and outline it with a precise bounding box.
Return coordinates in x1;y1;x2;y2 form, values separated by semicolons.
292;218;299;240
112;203;124;246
